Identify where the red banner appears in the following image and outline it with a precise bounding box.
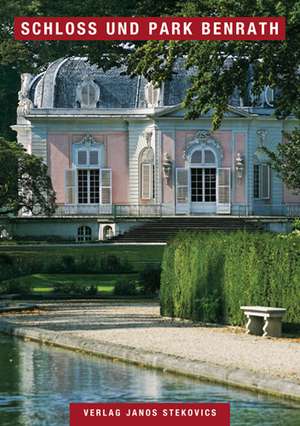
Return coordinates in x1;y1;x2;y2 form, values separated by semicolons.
14;17;285;41
69;403;230;426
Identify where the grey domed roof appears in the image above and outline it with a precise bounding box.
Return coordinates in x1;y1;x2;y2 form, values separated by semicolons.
29;57;194;109
28;57;274;112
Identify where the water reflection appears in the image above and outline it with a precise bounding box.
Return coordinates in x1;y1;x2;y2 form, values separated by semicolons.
0;335;299;425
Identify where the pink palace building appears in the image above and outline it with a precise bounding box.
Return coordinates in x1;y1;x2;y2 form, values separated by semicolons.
9;57;300;241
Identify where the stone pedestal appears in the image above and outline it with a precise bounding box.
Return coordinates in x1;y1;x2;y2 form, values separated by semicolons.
263;317;282;338
246;315;264;336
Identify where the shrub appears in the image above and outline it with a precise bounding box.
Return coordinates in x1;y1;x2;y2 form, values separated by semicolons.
76;255;98;273
0;251;135;285
0;253;13;266
61;255;76;273
139;265;161;295
160;232;300;326
292;217;300;231
1;278;32;295
113;280;138;296
100;255;133;273
53;282;97;296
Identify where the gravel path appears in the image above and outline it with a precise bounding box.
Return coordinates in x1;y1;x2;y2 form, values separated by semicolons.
1;301;300;384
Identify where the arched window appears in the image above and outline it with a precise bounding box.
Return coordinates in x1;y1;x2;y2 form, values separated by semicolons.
190;148;216;166
77;225;92;242
189;147;217;203
103;225;113;241
139;147;155;200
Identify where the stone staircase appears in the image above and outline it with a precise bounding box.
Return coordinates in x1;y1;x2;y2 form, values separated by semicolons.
113;217;262;243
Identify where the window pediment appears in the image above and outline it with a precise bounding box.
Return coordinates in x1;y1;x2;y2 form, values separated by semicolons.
72;134;104;168
184;132;223;164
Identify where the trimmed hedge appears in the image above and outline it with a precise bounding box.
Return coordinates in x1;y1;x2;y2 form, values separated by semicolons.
160;232;300;326
0;253;133;294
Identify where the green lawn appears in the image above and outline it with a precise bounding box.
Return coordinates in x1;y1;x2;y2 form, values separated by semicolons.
14;273;139;295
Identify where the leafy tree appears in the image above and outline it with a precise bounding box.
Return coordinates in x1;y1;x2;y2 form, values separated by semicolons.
128;1;300;128
1;1;299;136
262;129;300;192
0;0;182;138
0;138;56;215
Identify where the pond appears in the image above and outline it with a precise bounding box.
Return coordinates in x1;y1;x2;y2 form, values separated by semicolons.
0;335;299;426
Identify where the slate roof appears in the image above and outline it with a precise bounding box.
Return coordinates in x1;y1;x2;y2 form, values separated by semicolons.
28;56;275;113
29;57;194;109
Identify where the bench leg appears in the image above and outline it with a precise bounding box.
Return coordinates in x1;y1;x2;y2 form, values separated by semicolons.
263;317;282;337
245;315;263;336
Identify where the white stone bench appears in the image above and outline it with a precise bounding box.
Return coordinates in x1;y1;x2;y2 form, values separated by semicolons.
240;306;286;337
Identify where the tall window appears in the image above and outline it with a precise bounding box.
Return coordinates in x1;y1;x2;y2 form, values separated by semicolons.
78;169;100;204
190;148;217;203
191;169;216;202
253;164;271;199
65;135;112;206
71;136;103;205
139;147;155;201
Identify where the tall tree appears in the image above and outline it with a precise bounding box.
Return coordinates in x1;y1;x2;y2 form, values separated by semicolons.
0;0;182;138
0;1;299;143
0;138;56;215
127;1;300;128
262;129;300;192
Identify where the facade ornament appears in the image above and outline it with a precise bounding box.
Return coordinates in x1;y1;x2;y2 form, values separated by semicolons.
79;134;97;147
19;73;33;99
17;98;33;117
235;152;245;180
140;146;154;163
195;130;211;142
184;132;223;162
17;73;34;117
145;131;153;147
75;72;100;108
264;86;274;107
257;129;268;146
144;81;162;108
162;153;172;182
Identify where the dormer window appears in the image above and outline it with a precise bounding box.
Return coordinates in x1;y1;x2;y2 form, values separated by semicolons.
76;75;100;108
144;81;164;108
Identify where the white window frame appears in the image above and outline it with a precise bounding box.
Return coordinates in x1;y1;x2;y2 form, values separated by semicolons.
141;163;153;200
190;167;217;203
217;168;231;214
100;168;112;205
188;147;218;206
77;225;92;242
75;146;101;168
176;168;189;214
189;147;217;168
77;169;100;205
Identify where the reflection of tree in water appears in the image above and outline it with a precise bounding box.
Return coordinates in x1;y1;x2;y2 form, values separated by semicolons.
1;336;300;426
0;336;22;425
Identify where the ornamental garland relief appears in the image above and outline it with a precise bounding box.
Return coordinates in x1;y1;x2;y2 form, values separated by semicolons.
183;131;224;161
